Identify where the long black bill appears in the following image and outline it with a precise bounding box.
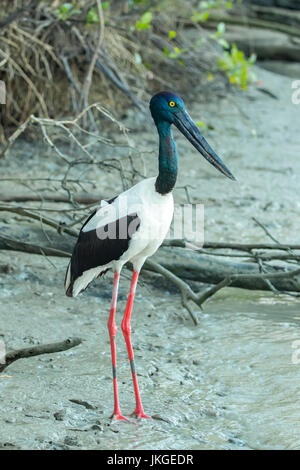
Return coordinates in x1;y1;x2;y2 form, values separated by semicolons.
173;110;236;180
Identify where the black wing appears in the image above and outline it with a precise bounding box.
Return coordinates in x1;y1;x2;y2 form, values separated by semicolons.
65;199;140;296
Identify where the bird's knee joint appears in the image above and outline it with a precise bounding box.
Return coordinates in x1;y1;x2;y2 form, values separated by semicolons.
108;321;117;337
121;322;131;335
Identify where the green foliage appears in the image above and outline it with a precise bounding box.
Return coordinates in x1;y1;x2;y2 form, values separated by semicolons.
163;46;186;61
198;0;232;9
136;11;153;30
211;22;230;49
86;7;99;24
196;121;208;132
129;0;148;4
191;10;210;23
191;0;232;23
190;1;256;90
196;120;215;133
86;3;110;24
218;44;256;89
55;3;81;21
51;0;254;91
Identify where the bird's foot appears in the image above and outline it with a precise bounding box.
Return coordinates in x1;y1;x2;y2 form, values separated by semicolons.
110;412;130;422
130;408;151;419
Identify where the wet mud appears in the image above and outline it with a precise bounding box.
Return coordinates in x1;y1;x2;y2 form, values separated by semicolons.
0;66;300;449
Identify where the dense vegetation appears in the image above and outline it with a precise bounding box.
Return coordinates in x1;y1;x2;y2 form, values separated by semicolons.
0;0;256;135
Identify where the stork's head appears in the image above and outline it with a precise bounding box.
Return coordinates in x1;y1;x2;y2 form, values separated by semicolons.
150;91;236;181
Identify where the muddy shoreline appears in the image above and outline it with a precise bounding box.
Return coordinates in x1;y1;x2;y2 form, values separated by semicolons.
1;66;300;450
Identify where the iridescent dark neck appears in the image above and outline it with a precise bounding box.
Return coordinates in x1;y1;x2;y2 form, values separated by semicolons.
155;121;178;195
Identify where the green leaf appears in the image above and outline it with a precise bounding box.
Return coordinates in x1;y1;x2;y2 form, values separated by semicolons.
191;11;210;23
61;3;73;13
217;43;256;90
217;38;229;49
140;11;152;25
136;21;150;30
169;30;177;39
55;3;81;21
163;46;186;59
136;11;152;30
86;7;99;24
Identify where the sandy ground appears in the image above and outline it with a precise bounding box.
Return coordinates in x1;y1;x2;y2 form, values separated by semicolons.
0;66;300;449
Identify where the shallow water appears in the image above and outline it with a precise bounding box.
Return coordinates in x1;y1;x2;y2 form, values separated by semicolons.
0;66;300;449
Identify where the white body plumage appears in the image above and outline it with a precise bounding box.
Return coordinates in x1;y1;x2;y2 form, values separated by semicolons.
65;177;174;297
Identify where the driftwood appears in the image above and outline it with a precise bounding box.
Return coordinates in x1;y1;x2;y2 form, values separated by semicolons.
163;239;300;253
1;227;300;325
0;337;82;373
1;220;300;313
243;0;300;10
221;24;300;62
151;248;300;293
206;11;300;39
1;226;300;293
0;222;300;292
246;4;300;28
197;6;300;62
0;233;71;258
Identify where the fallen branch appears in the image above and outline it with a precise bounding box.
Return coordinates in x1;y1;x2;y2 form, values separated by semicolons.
1;207;300;323
1;229;300;293
144;259;200;325
144;257;300;320
0;192;102;205
0;337;82;373
152;247;300;293
0;205;78;237
163;239;300;252
0;233;71;258
206;11;300;39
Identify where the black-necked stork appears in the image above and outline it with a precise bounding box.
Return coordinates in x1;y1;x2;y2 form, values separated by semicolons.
65;91;235;421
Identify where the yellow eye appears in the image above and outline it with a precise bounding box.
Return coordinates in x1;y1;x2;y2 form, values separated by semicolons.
169;101;176;107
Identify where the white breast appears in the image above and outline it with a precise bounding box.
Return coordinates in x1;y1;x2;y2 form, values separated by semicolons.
128;178;174;255
83;177;174;269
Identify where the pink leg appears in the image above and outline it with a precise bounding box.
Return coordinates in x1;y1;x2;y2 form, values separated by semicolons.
107;271;128;421
121;270;151;419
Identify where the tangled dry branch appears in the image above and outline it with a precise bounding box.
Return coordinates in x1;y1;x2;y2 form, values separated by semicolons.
0;0;225;137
